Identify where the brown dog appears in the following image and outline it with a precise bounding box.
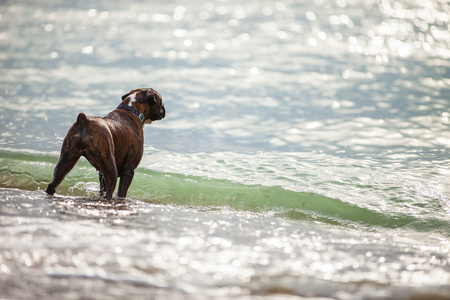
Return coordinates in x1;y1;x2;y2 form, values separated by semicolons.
45;88;165;199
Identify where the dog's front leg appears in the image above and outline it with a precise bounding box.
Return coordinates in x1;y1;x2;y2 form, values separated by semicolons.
117;167;134;198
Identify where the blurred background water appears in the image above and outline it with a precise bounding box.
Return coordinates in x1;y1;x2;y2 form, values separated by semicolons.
1;0;450;299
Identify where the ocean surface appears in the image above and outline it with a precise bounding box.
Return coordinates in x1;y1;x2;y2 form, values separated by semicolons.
1;0;450;299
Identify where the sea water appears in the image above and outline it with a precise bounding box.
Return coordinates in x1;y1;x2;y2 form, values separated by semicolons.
1;0;449;299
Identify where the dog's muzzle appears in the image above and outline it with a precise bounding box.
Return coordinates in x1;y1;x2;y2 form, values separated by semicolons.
152;104;165;121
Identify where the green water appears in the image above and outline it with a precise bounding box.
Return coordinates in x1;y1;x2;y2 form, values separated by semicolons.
2;150;450;238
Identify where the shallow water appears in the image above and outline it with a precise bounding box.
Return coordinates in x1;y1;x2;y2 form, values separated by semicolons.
1;0;450;299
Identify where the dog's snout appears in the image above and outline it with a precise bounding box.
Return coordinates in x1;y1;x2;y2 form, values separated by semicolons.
159;104;166;119
151;103;165;121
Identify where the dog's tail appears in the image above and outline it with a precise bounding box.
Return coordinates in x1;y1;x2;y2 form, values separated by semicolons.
76;113;92;149
76;113;88;128
75;113;91;147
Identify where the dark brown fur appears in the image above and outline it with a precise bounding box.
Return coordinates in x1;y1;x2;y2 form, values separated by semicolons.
45;88;165;199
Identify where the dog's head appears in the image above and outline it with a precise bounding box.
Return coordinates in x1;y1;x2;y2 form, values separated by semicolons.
121;88;165;124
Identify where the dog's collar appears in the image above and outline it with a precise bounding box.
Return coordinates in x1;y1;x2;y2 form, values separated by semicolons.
116;104;145;125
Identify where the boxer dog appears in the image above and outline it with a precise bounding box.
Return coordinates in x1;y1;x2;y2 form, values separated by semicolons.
45;88;165;199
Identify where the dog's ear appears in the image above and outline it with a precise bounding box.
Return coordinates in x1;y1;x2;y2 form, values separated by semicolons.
138;88;149;103
138;88;157;103
121;92;132;101
147;88;157;103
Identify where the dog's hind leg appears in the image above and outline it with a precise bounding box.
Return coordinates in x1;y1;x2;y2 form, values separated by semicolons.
84;148;117;200
73;115;118;200
84;137;118;200
45;137;82;196
102;160;117;200
84;148;117;199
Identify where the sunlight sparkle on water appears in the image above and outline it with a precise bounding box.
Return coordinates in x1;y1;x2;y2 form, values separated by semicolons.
1;0;450;298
